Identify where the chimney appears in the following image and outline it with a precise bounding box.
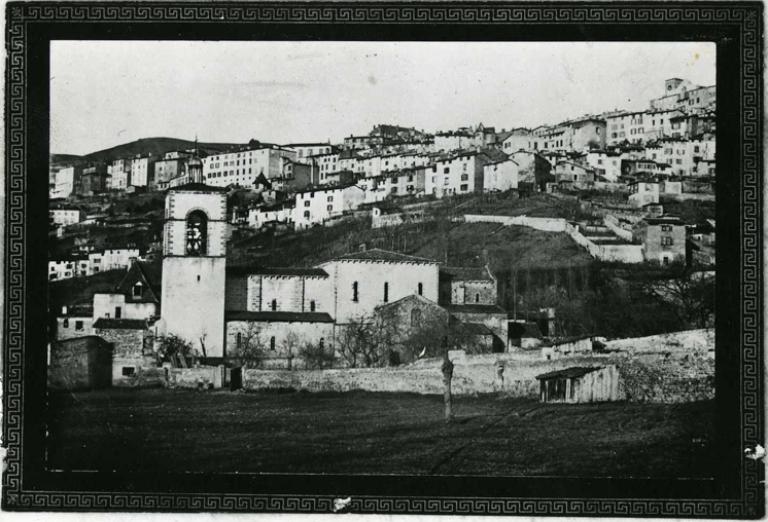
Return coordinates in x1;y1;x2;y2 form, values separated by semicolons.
61;305;68;315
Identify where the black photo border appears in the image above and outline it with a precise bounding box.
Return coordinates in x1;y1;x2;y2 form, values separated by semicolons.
2;1;764;517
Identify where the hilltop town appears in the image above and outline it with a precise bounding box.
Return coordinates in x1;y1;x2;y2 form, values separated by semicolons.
48;77;716;390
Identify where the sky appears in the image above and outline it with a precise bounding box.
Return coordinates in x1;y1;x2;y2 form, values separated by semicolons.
50;41;716;156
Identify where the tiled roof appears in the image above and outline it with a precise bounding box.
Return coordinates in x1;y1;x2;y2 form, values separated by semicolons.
168;183;228;193
440;266;494;282
536;367;604;380
93;318;149;330
330;248;439;264
225;311;334;323
462;322;494;336
227;266;328;278
444;304;506;315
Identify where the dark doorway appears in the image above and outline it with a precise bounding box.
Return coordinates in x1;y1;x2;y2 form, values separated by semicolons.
230;367;242;391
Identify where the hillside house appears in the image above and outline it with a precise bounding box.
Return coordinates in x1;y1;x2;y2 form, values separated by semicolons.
628;181;660;208
424;151;488;197
292;183;366;229
632;216;687;265
370;205;425;229
483;158;519;192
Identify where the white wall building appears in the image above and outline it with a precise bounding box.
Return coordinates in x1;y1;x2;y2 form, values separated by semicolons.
108;159;131;190
129;157;154;187
644;140;716;177
50;166;78;198
317;249;440;324
424;151;487;198
50;208;84;226
203;146;297;187
293;184;366;229
628;181;661;208
284;143;332;161
247;200;296;229
583;151;626;182
483;159;519;192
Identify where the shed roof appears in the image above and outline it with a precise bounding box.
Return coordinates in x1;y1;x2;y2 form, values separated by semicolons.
440;266;494;282
535;366;604;380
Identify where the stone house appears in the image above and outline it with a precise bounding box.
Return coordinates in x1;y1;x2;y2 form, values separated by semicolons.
443;304;507;353
439;265;498;306
633;216;687;265
92;317;158;386
554;160;596;186
628;181;660;208
483;158;519;192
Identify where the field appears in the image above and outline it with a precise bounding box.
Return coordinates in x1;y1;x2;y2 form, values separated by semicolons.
47;389;715;478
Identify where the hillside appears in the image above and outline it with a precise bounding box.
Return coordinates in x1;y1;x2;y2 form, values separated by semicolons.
53;137;247;165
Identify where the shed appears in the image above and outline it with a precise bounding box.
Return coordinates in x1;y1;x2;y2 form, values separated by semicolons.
535;366;622;404
48;336;113;390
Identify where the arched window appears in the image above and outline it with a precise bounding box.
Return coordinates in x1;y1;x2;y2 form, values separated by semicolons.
352;281;359;302
270;336;276;351
475;293;480;303
384;282;389;302
271;299;277;311
236;332;242;349
186;210;208;255
411;308;422;327
310;300;316;312
418;282;423;296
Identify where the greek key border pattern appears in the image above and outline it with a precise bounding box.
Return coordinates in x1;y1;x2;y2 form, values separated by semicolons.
3;2;762;517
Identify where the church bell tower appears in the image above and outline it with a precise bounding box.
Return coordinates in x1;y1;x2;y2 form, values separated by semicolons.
160;173;228;359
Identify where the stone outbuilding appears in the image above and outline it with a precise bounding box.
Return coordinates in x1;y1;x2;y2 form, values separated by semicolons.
48;336;113;390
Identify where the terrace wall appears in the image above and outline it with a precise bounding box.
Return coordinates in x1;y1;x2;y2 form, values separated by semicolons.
463;214;567;232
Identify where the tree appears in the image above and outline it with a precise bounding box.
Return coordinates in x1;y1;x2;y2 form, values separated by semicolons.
157;334;196;368
644;269;715;329
230;323;267;369
335;312;397;368
299;341;336;369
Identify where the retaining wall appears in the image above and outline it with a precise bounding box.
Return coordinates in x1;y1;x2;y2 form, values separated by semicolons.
168;365;225;389
463;214;567;232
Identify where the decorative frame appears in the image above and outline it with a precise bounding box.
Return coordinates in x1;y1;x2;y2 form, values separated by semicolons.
2;1;763;517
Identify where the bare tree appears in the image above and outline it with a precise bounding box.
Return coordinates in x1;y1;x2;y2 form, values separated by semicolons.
231;323;267;369
335;312;397;368
280;331;301;370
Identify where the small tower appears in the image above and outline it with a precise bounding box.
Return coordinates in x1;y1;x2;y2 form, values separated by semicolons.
160;177;228;359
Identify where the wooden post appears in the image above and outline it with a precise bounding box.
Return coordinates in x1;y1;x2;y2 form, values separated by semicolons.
441;350;454;423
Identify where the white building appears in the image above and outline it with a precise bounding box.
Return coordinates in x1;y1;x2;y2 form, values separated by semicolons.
92;248;141;271
424;151;487;198
483;158;519;192
130;156;154;187
247;200;296;229
317;249;440;324
202;146;297;187
583;151;626;182
50;208;84;226
50;166;78;198
605;111;647;146
284;143;333;161
293;184;366;229
644;140;716;177
628;181;661;208
108;159;131;190
501;129;535;153
433;132;479;152
649;78;716;112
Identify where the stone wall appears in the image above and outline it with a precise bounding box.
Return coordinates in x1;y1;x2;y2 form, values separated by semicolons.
242;349;713;403
168;365;225;389
463;214;567;232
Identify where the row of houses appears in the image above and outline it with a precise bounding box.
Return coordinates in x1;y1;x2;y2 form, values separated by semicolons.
48;248;140;281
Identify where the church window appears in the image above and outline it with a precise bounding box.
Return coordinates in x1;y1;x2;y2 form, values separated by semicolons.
186;210;208;255
310;300;316;312
352;281;359;302
475;293;480;303
418;283;423;296
270;337;276;350
271;299;277;311
384;282;389;302
236;332;242;349
411;309;422;327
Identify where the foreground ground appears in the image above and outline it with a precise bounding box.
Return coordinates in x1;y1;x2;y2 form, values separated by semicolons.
47;389;715;477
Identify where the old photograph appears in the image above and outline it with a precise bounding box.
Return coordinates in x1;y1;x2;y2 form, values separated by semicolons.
42;39;721;479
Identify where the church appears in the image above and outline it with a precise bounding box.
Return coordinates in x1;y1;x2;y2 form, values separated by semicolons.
52;158;509;381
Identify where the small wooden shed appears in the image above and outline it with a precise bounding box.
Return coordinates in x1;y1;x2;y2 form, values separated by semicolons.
535;365;622;404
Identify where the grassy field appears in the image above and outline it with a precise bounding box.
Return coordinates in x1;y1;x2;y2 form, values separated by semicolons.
47;389;715;478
